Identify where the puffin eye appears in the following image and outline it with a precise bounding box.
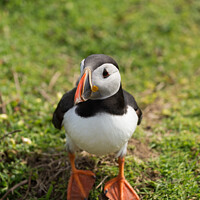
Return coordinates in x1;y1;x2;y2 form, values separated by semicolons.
103;69;109;78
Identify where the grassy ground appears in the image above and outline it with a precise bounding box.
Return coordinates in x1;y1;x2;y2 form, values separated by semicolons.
0;0;200;199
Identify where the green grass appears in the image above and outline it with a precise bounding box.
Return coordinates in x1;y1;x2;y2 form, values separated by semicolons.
0;0;200;199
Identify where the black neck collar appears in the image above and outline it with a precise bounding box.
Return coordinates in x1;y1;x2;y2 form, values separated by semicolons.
75;85;126;117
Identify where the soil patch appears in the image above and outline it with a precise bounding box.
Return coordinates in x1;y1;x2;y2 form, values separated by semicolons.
128;138;158;160
142;97;171;129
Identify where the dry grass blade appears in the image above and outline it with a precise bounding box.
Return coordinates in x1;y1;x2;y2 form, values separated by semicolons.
13;71;21;100
0;93;6;114
0;180;28;200
21;171;32;200
39;88;53;103
96;176;108;189
48;71;61;91
0;130;21;141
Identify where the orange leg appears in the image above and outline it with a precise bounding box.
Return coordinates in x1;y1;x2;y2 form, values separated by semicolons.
67;153;96;200
104;157;140;200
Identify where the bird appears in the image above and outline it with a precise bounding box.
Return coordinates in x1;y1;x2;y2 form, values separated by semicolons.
52;54;142;200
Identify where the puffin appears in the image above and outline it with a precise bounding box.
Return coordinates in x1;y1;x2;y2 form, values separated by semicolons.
52;54;142;200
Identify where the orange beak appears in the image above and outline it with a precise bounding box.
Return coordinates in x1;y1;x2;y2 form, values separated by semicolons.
74;71;87;105
74;68;99;105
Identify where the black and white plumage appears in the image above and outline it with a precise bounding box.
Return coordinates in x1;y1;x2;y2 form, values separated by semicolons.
53;54;142;158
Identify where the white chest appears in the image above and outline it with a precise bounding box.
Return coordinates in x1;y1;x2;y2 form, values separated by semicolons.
63;106;138;156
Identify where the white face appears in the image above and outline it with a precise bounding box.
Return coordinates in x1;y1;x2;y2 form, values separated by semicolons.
90;63;121;100
80;59;85;75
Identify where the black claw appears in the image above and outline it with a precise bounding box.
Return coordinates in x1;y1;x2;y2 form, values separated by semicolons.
104;189;108;194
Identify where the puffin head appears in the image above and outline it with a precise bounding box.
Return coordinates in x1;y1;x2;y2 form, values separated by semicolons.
74;54;121;104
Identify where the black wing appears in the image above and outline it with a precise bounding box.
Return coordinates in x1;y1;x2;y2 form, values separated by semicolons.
52;88;76;129
123;90;142;125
